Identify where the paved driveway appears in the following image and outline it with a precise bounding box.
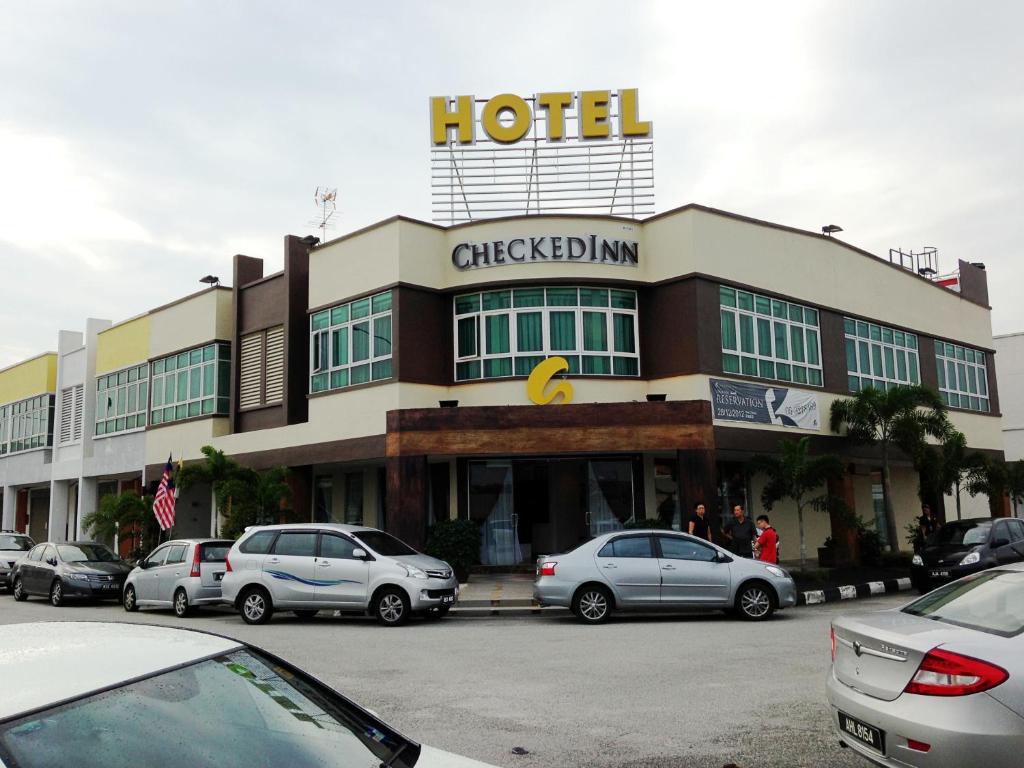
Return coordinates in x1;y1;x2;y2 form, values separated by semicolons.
0;593;904;767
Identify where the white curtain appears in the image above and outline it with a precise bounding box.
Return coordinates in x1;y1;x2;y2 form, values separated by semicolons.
480;466;522;565
588;464;625;536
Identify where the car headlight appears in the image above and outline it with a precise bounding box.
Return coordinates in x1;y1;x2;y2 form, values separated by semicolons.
402;564;428;579
912;554;923;566
66;573;89;581
960;551;981;566
765;565;787;579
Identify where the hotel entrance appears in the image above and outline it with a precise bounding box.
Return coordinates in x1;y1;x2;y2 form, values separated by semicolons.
466;456;639;565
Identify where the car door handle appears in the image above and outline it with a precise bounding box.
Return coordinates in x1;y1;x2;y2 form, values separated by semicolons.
662;565;676;570
603;563;617;569
317;561;331;567
267;558;280;564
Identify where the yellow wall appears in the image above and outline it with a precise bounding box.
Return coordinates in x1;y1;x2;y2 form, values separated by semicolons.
95;315;150;374
0;353;57;404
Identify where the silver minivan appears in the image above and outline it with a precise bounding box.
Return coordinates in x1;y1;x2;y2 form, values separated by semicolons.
220;524;459;626
123;539;233;617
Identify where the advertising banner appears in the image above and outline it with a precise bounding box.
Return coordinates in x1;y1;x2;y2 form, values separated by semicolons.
710;378;821;430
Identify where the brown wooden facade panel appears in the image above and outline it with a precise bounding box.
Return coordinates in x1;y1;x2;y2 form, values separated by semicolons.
388;423;715;457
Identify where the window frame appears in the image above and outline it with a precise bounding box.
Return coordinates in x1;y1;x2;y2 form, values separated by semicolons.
0;394;55;455
935;341;990;412
843;317;920;393
149;343;231;426
95;363;150;438
719;286;823;387
309;291;393;394
452;286;640;381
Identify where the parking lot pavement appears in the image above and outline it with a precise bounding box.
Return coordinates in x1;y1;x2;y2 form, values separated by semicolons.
0;593;909;767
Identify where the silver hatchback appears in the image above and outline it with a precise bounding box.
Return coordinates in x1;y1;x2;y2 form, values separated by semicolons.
123;539;233;618
534;529;797;623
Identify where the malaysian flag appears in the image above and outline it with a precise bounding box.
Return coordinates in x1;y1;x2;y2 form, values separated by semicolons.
153;455;177;531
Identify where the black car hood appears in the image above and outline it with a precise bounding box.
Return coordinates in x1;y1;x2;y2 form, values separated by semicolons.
920;544;977;567
62;561;132;576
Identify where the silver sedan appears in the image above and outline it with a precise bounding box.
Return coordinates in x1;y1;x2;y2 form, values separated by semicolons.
533;529;797;623
828;563;1024;767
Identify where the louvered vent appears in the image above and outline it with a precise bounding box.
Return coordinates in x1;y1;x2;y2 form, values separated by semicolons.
239;333;264;409
264;326;285;404
72;384;84;441
59;387;74;444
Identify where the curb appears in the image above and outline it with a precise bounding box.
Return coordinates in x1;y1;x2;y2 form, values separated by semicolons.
796;577;912;607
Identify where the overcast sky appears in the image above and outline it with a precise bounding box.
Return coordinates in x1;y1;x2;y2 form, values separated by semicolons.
1;1;1021;367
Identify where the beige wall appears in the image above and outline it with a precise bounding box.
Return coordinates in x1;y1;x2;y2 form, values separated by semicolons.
0;353;58;404
95;315;150;375
149;288;232;359
146;417;231;466
748;474;833;562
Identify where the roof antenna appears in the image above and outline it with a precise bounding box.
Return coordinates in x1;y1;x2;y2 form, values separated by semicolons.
309;187;338;241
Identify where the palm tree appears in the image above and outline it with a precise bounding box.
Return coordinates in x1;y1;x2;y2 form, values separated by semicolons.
219;466;294;539
748;437;844;571
830;385;950;552
81;491;158;560
966;457;1024;517
177;445;243;536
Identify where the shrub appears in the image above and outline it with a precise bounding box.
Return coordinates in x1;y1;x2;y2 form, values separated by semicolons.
425;519;480;582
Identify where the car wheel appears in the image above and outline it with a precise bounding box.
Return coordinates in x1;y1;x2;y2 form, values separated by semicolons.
293;610;319;620
240;587;273;625
573;585;612;624
173;588;192;618
50;580;65;607
374;588;410;627
12;577;27;602
123;584;139;612
736;582;775;621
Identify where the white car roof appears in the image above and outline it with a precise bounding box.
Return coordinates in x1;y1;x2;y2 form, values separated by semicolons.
0;622;242;720
244;523;376;534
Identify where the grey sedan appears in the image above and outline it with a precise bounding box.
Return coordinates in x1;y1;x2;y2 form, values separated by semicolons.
533;529;797;623
828;564;1024;766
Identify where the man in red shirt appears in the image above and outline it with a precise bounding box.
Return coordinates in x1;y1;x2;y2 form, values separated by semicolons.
754;514;779;564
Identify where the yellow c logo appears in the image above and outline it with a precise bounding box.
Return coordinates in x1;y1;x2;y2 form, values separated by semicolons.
527;357;574;405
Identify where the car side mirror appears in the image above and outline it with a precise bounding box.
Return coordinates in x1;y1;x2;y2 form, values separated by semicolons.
715;552;732;564
352;548;368;560
138;559;149;569
46;556;57;566
993;537;1010;548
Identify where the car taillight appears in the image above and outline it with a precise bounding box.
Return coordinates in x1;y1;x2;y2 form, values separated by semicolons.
225;554;232;573
905;648;1008;697
540;561;557;577
830;627;836;662
190;546;201;578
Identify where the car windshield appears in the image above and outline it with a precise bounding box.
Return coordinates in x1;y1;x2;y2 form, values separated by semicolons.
351;530;416;557
927;520;992;547
0;648;419;768
903;569;1024;637
0;535;32;552
56;544;119;563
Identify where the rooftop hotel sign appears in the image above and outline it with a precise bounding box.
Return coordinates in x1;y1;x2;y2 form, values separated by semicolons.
429;90;655;224
430;90;653;146
451;235;639;271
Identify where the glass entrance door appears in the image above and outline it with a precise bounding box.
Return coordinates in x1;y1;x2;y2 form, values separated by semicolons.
468;461;521;566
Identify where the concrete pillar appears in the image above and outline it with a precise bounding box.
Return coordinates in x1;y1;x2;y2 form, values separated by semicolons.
77;477;98;540
676;449;719;540
1;488;15;530
49;481;70;544
827;471;859;567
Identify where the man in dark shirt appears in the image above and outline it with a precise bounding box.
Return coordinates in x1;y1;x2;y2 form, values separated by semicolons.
688;502;712;542
723;504;755;557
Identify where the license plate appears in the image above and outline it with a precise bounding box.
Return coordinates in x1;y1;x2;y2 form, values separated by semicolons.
440;594;455;605
103;583;118;590
931;570;950;578
838;711;884;753
215;572;224;582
